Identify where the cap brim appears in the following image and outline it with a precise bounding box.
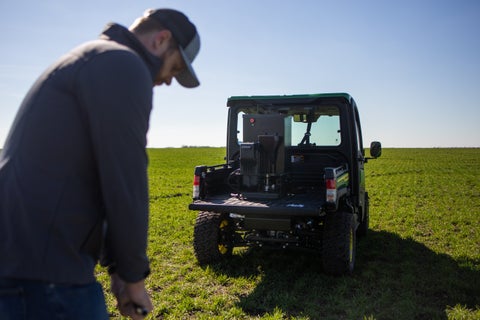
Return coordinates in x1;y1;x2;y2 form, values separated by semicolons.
176;47;200;88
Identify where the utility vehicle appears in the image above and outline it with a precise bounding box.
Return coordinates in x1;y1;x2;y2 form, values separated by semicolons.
189;93;381;275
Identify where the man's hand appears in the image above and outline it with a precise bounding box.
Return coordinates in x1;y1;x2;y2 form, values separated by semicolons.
110;273;153;319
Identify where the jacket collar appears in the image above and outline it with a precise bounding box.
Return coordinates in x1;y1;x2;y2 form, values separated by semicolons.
100;23;163;84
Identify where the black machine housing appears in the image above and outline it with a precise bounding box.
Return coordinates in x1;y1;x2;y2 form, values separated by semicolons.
239;113;291;198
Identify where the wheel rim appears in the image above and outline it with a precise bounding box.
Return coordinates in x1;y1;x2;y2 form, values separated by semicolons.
218;219;229;255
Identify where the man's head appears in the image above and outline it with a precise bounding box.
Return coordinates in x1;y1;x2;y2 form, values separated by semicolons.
130;9;200;88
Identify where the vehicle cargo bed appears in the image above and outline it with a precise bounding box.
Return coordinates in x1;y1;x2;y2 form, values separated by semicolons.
189;193;326;216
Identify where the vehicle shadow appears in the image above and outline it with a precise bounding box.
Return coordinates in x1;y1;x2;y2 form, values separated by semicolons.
210;230;479;320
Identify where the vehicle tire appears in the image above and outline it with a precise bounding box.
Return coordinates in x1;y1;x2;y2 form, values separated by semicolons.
193;211;234;265
357;192;369;238
321;211;356;276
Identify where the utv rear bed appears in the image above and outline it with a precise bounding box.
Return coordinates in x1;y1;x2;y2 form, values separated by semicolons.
189;193;326;216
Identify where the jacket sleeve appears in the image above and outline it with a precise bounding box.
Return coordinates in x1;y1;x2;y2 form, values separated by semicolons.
77;49;153;282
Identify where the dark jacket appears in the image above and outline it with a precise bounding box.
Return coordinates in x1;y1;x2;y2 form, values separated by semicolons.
0;23;161;284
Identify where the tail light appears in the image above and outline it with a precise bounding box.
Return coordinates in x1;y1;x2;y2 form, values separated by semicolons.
326;178;337;203
193;174;201;199
192;165;207;200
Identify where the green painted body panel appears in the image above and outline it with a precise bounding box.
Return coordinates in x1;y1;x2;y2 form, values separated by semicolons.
337;172;350;189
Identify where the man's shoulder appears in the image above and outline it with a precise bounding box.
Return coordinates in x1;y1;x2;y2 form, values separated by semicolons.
71;39;149;80
72;39;139;62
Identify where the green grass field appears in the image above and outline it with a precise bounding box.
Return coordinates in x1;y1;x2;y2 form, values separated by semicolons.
97;148;480;319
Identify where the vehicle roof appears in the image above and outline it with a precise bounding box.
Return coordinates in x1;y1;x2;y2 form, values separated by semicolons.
227;92;353;107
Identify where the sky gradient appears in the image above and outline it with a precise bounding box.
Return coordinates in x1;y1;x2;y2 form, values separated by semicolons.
1;0;479;148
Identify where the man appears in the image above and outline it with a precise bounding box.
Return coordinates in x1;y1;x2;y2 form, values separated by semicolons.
0;8;200;320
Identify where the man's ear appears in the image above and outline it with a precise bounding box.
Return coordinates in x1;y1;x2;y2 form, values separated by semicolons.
153;30;173;53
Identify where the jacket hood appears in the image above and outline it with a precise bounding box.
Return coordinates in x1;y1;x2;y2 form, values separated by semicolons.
99;23;163;84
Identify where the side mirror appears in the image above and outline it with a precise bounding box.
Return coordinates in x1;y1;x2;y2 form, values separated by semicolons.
370;141;382;158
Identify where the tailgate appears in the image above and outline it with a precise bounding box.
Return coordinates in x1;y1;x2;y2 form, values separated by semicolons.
189;194;325;217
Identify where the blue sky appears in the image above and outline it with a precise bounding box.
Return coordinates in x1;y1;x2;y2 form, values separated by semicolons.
1;0;479;148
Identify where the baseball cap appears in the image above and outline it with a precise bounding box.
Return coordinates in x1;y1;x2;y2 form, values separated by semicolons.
145;9;200;88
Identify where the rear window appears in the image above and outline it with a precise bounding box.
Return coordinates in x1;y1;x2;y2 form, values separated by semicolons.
236;105;341;147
